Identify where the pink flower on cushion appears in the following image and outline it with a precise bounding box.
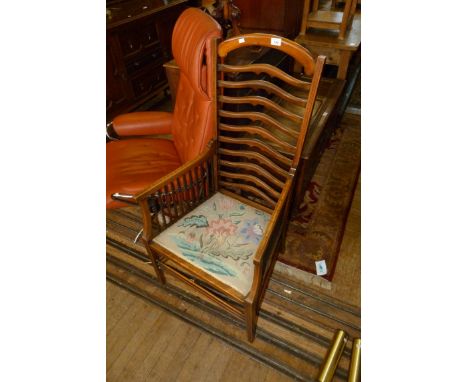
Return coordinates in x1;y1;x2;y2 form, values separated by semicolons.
206;218;237;236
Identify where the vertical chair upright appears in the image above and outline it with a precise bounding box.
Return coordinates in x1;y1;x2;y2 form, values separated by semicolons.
135;33;325;341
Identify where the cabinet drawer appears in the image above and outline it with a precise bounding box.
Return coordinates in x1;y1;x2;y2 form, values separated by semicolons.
118;22;160;57
125;47;164;75
131;65;166;99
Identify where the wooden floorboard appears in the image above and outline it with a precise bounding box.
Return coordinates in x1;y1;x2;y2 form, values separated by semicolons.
127;318;193;382
107;282;293;381
106;260;346;381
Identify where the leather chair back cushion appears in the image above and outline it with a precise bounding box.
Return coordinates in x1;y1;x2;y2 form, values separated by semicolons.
171;8;222;163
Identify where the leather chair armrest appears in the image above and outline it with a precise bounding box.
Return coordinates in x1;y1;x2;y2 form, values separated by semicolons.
112;111;173;137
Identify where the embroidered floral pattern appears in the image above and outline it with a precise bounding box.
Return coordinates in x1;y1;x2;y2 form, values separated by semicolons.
240;219;265;244
206;218;237;236
154;193;271;295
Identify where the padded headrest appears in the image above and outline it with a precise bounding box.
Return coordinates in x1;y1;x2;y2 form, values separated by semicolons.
172;8;222;99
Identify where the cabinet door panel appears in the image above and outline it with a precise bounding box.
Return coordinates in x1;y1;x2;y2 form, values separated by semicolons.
131;65;165;99
106;1;188;121
106;38;128;114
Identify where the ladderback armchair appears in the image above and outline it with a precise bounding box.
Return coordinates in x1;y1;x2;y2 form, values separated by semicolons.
133;33;325;341
106;8;222;209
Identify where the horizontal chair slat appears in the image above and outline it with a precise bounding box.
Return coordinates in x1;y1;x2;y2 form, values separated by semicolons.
219;110;299;139
219;136;293;166
218;33;316;76
218;63;311;90
219;170;281;200
219;123;296;154
219;180;277;208
219;95;303;123
219;159;286;189
218;79;308;107
218;148;289;179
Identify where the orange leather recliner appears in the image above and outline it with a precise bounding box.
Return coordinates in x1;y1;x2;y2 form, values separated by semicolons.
106;8;222;208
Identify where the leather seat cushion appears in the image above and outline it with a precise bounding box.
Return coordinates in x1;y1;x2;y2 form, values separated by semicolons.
106;139;182;208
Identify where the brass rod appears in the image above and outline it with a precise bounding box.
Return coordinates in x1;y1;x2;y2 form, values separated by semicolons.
347;338;361;382
318;329;348;382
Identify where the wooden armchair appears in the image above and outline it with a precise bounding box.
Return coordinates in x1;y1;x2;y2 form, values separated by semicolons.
300;0;358;40
132;34;325;341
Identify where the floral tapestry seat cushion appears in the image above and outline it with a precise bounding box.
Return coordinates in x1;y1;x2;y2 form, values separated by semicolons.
153;192;271;296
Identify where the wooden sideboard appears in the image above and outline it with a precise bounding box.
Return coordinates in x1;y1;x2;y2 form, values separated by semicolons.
233;0;305;38
106;0;190;122
295;12;361;80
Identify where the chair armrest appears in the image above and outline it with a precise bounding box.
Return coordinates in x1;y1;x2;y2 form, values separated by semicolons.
245;178;294;304
112;111;173;137
136;140;216;241
252;178;293;265
135;140;215;201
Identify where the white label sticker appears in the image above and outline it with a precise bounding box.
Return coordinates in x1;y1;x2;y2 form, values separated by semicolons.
271;37;282;46
238;37;245;44
315;260;328;276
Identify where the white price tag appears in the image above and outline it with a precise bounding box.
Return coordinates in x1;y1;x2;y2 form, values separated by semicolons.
315;260;328;276
271;37;282;46
238;37;245;44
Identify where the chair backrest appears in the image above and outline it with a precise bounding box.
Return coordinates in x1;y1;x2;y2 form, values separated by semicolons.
216;34;325;211
171;8;222;163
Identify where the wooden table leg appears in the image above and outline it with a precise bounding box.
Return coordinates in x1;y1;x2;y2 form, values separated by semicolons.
337;50;352;80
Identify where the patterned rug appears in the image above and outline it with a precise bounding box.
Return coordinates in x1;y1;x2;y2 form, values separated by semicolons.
278;113;361;281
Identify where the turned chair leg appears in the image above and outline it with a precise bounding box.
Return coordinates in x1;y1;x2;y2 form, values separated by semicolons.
145;243;167;284
245;302;258;342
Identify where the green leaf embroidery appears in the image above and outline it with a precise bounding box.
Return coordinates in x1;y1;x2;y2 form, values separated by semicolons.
229;211;246;217
178;215;209;228
182;252;236;276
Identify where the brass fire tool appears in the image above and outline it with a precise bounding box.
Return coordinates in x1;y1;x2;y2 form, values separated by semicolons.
317;329;348;382
347;338;361;382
